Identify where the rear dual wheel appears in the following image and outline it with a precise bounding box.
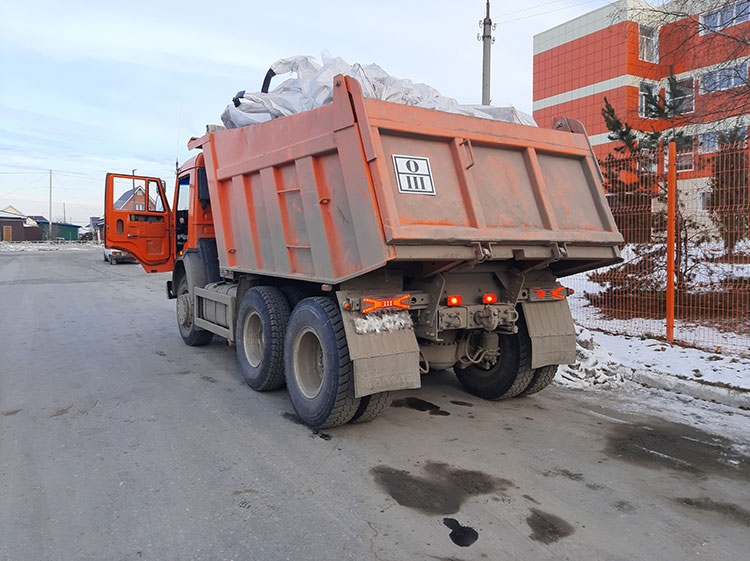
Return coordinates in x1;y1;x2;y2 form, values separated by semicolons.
236;287;290;391
454;329;534;400
519;364;558;397
236;291;387;427
284;297;360;429
454;312;544;400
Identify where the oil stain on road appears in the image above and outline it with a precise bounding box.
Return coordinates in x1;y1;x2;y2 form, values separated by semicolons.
391;397;450;416
605;420;750;480
370;461;512;515
526;508;575;544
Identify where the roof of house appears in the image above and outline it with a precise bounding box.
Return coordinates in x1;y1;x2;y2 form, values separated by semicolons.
1;205;25;216
0;210;25;220
114;186;145;209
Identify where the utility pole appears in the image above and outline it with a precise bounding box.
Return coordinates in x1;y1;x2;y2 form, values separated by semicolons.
48;170;53;241
478;0;496;105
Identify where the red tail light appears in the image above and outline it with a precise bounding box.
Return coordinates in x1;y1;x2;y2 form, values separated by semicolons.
482;293;498;304
447;295;462;306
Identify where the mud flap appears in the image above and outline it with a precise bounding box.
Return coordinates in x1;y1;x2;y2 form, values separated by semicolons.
520;300;576;369
336;294;421;398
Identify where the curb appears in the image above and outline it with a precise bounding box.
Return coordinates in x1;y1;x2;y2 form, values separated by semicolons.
628;368;750;410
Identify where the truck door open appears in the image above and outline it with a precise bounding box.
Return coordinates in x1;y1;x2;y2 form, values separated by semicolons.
104;173;174;273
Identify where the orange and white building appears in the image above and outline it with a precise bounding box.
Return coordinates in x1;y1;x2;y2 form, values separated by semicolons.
533;0;749;165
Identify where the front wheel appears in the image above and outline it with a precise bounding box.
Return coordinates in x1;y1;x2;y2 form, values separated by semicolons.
176;276;213;346
284;297;360;428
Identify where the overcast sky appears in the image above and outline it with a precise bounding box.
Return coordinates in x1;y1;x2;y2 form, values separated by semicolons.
0;0;615;226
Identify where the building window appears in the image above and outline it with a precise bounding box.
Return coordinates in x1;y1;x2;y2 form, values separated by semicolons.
699;191;711;211
700;62;749;93
701;0;750;34
639;25;659;62
667;77;695;115
639;81;659;118
699;127;748;153
675;150;695;172
135;203;145;211
664;136;695;172
667;78;695;115
700;131;720;153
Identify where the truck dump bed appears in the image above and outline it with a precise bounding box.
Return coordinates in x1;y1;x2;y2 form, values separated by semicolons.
190;76;622;284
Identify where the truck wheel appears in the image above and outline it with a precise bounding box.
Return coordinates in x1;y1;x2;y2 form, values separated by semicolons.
280;285;309;311
518;365;558;397
284;297;360;428
176;276;213;346
236;287;290;391
350;392;392;424
454;329;533;401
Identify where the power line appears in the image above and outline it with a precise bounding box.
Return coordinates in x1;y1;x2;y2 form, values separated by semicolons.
54;175;100;218
0;170;103;180
0;175;46;198
497;0;614;24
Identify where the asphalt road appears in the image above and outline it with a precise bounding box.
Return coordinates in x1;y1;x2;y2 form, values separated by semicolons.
1;247;749;561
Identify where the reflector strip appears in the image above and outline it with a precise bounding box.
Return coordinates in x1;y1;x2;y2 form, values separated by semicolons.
361;294;411;314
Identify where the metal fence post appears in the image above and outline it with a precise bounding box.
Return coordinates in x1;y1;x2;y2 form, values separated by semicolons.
666;141;676;343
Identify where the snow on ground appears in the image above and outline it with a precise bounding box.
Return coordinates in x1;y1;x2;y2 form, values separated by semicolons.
557;325;750;394
0;241;92;251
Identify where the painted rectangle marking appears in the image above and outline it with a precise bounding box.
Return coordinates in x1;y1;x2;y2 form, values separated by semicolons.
392;155;436;195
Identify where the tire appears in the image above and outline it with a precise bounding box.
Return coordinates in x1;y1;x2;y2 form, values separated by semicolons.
518;365;558;397
280;285;309;311
175;275;213;346
284;297;360;428
236;286;290;391
454;325;533;401
350;391;392;424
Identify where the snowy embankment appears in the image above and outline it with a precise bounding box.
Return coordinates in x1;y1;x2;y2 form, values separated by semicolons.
560;325;750;408
0;241;93;252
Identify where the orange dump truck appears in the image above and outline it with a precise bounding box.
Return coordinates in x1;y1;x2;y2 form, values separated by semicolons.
105;75;622;428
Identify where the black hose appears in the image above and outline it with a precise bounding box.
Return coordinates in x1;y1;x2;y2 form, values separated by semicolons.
232;91;245;108
261;68;276;93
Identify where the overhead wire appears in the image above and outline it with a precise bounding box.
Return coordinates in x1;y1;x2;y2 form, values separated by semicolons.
496;0;616;24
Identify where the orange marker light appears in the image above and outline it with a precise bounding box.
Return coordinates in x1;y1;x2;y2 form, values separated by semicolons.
482;293;498;304
361;294;411;314
447;295;462;306
535;289;547;299
551;286;566;299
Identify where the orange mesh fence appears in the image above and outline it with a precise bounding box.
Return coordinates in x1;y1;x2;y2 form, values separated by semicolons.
567;141;749;355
